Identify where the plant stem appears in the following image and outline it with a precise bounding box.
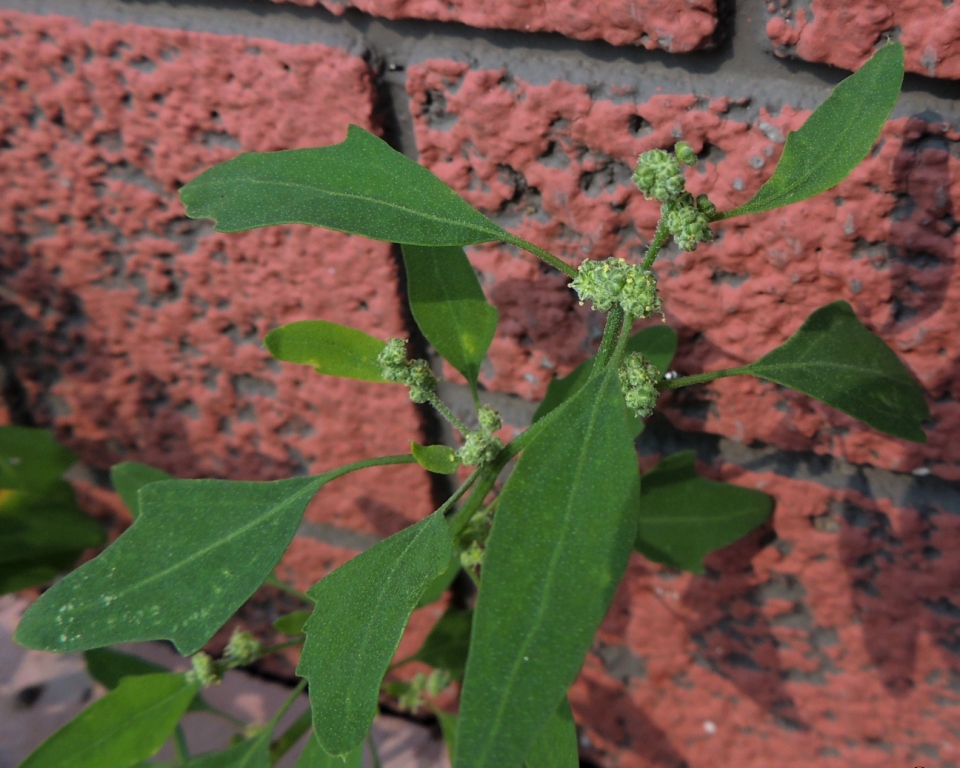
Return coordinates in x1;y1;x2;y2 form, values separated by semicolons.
447;460;506;539
591;304;626;374
504;234;578;279
657;365;752;391
269;706;312;764
263;573;314;604
271;678;309;727
368;733;384;768
201;703;247;730
256;638;306;658
386;654;416;674
437;465;482;520
641;219;671;271
173;725;190;764
426;391;470;436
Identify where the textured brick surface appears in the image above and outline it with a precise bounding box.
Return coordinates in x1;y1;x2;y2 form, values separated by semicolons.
0;11;435;537
407;60;960;478
767;0;960;80
271;0;718;52
570;463;960;768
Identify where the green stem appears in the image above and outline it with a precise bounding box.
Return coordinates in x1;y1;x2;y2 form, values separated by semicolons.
201;704;246;730
269;706;312;764
256;638;306;658
503;234;578;279
369;733;384;768
657;365;752;391
263;573;313;604
591;305;626;375
386;654;417;674
437;465;482;520
641;219;671;271
173;725;190;764
271;679;309;727
447;460;506;539
426;392;470;436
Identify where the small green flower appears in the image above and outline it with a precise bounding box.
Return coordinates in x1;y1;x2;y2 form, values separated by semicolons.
571;258;662;319
674;141;697;166
458;430;503;467
661;193;715;252
224;629;260;667
477;405;502;434
618;353;661;418
187;652;222;687
377;339;437;403
632;148;686;202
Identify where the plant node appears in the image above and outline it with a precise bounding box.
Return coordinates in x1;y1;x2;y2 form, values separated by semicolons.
571;258;662;319
457;430;503;467
618;353;661;418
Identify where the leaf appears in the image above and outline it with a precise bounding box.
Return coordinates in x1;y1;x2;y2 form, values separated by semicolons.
401;244;498;395
0;426;76;494
725;43;904;217
83;648;210;714
740;301;929;442
110;463;172;519
178;733;270;768
416;554;460;608
533;325;677;435
18;672;197;768
15;474;330;655
455;365;640;768
634;451;773;574
264;321;388;383
298;512;453;756
436;711;459;760
0;483;104;595
180;124;511;247
413;606;472;681
273;610;312;635
411;442;461;475
524;698;578;768
295;734;363;768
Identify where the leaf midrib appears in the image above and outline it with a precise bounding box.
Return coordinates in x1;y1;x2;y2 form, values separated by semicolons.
198;177;503;239
749;358;904;381
471;373;614;767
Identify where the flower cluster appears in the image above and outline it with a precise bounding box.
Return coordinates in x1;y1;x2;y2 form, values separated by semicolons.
618;352;661;418
187;652;222;687
458;405;504;467
377;338;437;403
571;257;662;319
224;629;261;667
661;192;716;252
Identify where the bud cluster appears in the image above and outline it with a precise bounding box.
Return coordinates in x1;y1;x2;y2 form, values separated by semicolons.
377;338;437;403
571;257;662;319
224;629;261;667
633;142;717;253
618;352;662;418
391;669;452;712
457;405;504;467
187;652;222;687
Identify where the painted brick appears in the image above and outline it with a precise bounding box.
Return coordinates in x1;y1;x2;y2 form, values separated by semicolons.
571;463;960;768
270;0;718;52
406;60;960;479
767;0;960;80
0;11;435;537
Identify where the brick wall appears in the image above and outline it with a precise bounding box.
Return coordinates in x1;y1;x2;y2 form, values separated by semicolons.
1;1;959;767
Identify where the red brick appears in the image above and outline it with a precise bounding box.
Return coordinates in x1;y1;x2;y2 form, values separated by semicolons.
271;0;718;52
767;0;960;80
0;11;435;536
406;60;960;478
571;465;960;768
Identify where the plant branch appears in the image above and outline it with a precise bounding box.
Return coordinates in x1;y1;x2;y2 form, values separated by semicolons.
173;725;190;764
657;365;752;391
503;234;578;278
426;392;471;436
269;706;312;764
641;219;671;271
437;465;482;520
263;573;314;604
591;305;626;374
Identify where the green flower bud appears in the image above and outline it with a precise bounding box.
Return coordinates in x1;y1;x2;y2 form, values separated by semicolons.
459;541;485;569
696;193;718;219
571;258;662;319
661;195;714;252
425;669;452;697
632;148;686;202
674;141;697;166
618;353;661;418
405;359;437;404
377;339;437;403
377;338;409;382
477;405;502;434
225;629;260;667
188;652;222;687
457;430;503;467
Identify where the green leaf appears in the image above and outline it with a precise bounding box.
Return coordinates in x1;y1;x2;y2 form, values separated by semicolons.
413;606;472;681
295;734;363;768
524;698;578;768
178;733;271;768
634;451;773;574
411;442;461;475
180;124;511;247
84;649;211;713
264;321;388;383
455;365;640;768
740;300;929;441
533;325;677;435
110;463;172;519
298;512;453;756
725;43;904;217
415;554;460;608
0;482;104;595
436;711;459;760
0;426;76;494
273;610;312;636
401;244;498;395
15;475;329;655
18;673;197;768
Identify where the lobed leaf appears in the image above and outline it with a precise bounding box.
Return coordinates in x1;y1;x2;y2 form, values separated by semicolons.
401;244;498;395
740;301;929;441
264;320;388;382
295;734;363;768
634;451;773;573
18;673;197;768
416;554;461;608
455;365;640;768
15;474;332;655
110;463;172;519
298;512;453;756
180;124;511;246
724;43;904;218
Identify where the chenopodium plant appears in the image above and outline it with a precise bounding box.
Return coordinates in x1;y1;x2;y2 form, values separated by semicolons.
14;42;926;768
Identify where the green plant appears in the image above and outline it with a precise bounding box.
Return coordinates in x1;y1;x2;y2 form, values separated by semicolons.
13;43;925;768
